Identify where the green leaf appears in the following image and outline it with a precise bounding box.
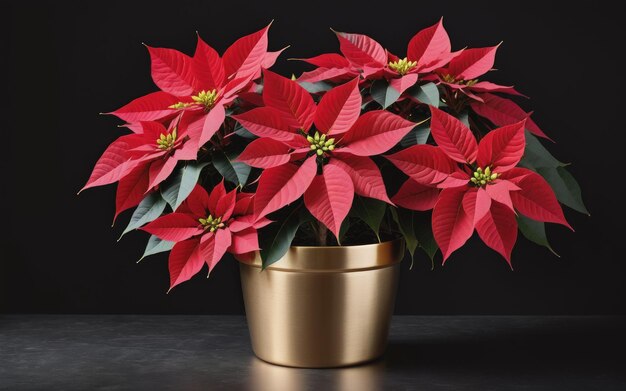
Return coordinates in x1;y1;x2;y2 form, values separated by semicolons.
400;121;430;147
298;80;332;94
350;197;387;242
517;215;558;256
233;123;256;139
261;209;311;269
520;131;563;169
536;166;589;215
371;79;401;109
338;217;351;245
138;235;174;262
414;211;438;263
391;208;418;262
120;192;167;238
161;161;208;210
408;82;440;107
459;111;470;128
213;150;251;187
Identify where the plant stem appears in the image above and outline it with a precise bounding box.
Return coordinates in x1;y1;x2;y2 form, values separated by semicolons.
317;221;328;246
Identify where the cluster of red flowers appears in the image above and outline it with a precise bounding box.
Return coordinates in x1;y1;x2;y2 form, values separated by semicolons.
84;19;581;291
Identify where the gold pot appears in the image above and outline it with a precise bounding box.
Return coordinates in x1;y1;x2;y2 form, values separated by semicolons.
239;239;404;368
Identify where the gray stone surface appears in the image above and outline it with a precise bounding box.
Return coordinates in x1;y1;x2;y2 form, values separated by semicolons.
1;315;625;390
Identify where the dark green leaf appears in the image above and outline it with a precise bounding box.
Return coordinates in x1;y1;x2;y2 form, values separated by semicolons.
120;192;167;238
391;208;418;260
400;121;430;147
520;131;563;169
350;197;387;241
371;79;401;109
517;214;558;256
261;209;311;269
536;166;589;215
414;211;438;262
160;162;208;210
233;123;256;139
213;150;251;187
459;111;470;128
138;235;174;262
408;82;439;107
338;217;351;245
298;80;333;94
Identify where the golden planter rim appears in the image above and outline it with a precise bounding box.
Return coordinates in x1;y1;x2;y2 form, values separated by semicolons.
240;238;405;273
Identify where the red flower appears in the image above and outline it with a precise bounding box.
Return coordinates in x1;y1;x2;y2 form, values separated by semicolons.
386;107;571;264
108;24;274;150
298;19;457;93
142;183;270;291
232;71;416;238
81;115;198;219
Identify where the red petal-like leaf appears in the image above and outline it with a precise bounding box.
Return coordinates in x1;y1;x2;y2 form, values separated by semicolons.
330;153;391;203
462;187;491;225
447;45;499;80
184;184;211;218
142;213;203;242
207;181;227;217
470;93;549;139
110;92;180;123
389;74;419;96
147;157;177;190
81;135;143;191
470;81;525;97
476;120;526;171
232;107;303;146
222;24;269;81
299;53;350;68
485;180;519;212
508;170;572;229
263;70;316;130
115;162;150;220
168;238;203;291
335;31;386;67
341;111;415;156
237;138;292;168
432;187;474;262
230;227;260;254
216;189;237;221
407;18;452;72
437;170;471;189
475;201;518;265
392;179;439;211
200;229;232;274
385;144;456;185
304;164;354;239
430;106;478;163
298;67;356;83
254;156;318;218
193;35;225;91
314;78;362;135
146;46;196;96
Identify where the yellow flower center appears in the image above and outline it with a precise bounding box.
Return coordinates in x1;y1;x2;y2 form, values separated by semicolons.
191;89;219;110
156;128;177;150
388;57;417;75
470;166;499;187
198;215;225;232
442;74;478;87
307;131;336;156
169;102;193;109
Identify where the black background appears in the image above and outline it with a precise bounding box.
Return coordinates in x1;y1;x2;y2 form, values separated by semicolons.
4;1;624;315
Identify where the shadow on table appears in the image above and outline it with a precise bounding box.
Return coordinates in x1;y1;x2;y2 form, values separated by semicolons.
245;318;626;391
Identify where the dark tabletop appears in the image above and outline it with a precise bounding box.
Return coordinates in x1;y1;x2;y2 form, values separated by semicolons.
1;315;625;390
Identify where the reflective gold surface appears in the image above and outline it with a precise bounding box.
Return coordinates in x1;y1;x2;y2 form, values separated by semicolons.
239;239;404;368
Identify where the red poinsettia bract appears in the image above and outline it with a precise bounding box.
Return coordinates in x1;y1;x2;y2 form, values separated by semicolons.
81;115;198;219
386;107;571;265
142;183;270;291
299;20;457;96
109;24;275;150
232;71;416;238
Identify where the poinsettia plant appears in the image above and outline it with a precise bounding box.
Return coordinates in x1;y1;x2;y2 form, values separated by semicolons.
82;19;586;291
